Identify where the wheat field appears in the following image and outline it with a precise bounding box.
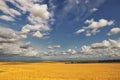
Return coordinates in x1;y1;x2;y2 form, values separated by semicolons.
0;62;120;80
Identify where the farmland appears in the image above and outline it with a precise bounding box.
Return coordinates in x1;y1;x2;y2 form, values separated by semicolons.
0;62;120;80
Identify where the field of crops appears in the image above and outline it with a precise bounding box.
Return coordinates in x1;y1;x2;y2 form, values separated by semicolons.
0;62;120;80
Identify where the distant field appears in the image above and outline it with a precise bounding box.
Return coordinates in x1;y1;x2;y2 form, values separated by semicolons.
0;62;120;80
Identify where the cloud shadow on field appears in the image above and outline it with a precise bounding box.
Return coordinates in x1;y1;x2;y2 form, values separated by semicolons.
0;70;5;73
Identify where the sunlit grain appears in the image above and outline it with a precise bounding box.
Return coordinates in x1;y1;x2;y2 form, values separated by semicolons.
0;62;120;80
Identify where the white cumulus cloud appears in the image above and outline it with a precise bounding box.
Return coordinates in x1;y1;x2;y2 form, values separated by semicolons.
33;31;43;38
31;4;50;20
48;45;61;49
0;26;39;56
0;15;14;21
107;27;120;36
0;0;21;19
76;18;114;36
75;29;85;34
90;8;98;12
0;0;52;39
81;39;120;57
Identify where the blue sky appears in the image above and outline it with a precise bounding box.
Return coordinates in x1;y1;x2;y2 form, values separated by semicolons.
0;0;120;60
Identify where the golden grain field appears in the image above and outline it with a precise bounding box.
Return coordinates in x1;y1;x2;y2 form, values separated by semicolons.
0;62;120;80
